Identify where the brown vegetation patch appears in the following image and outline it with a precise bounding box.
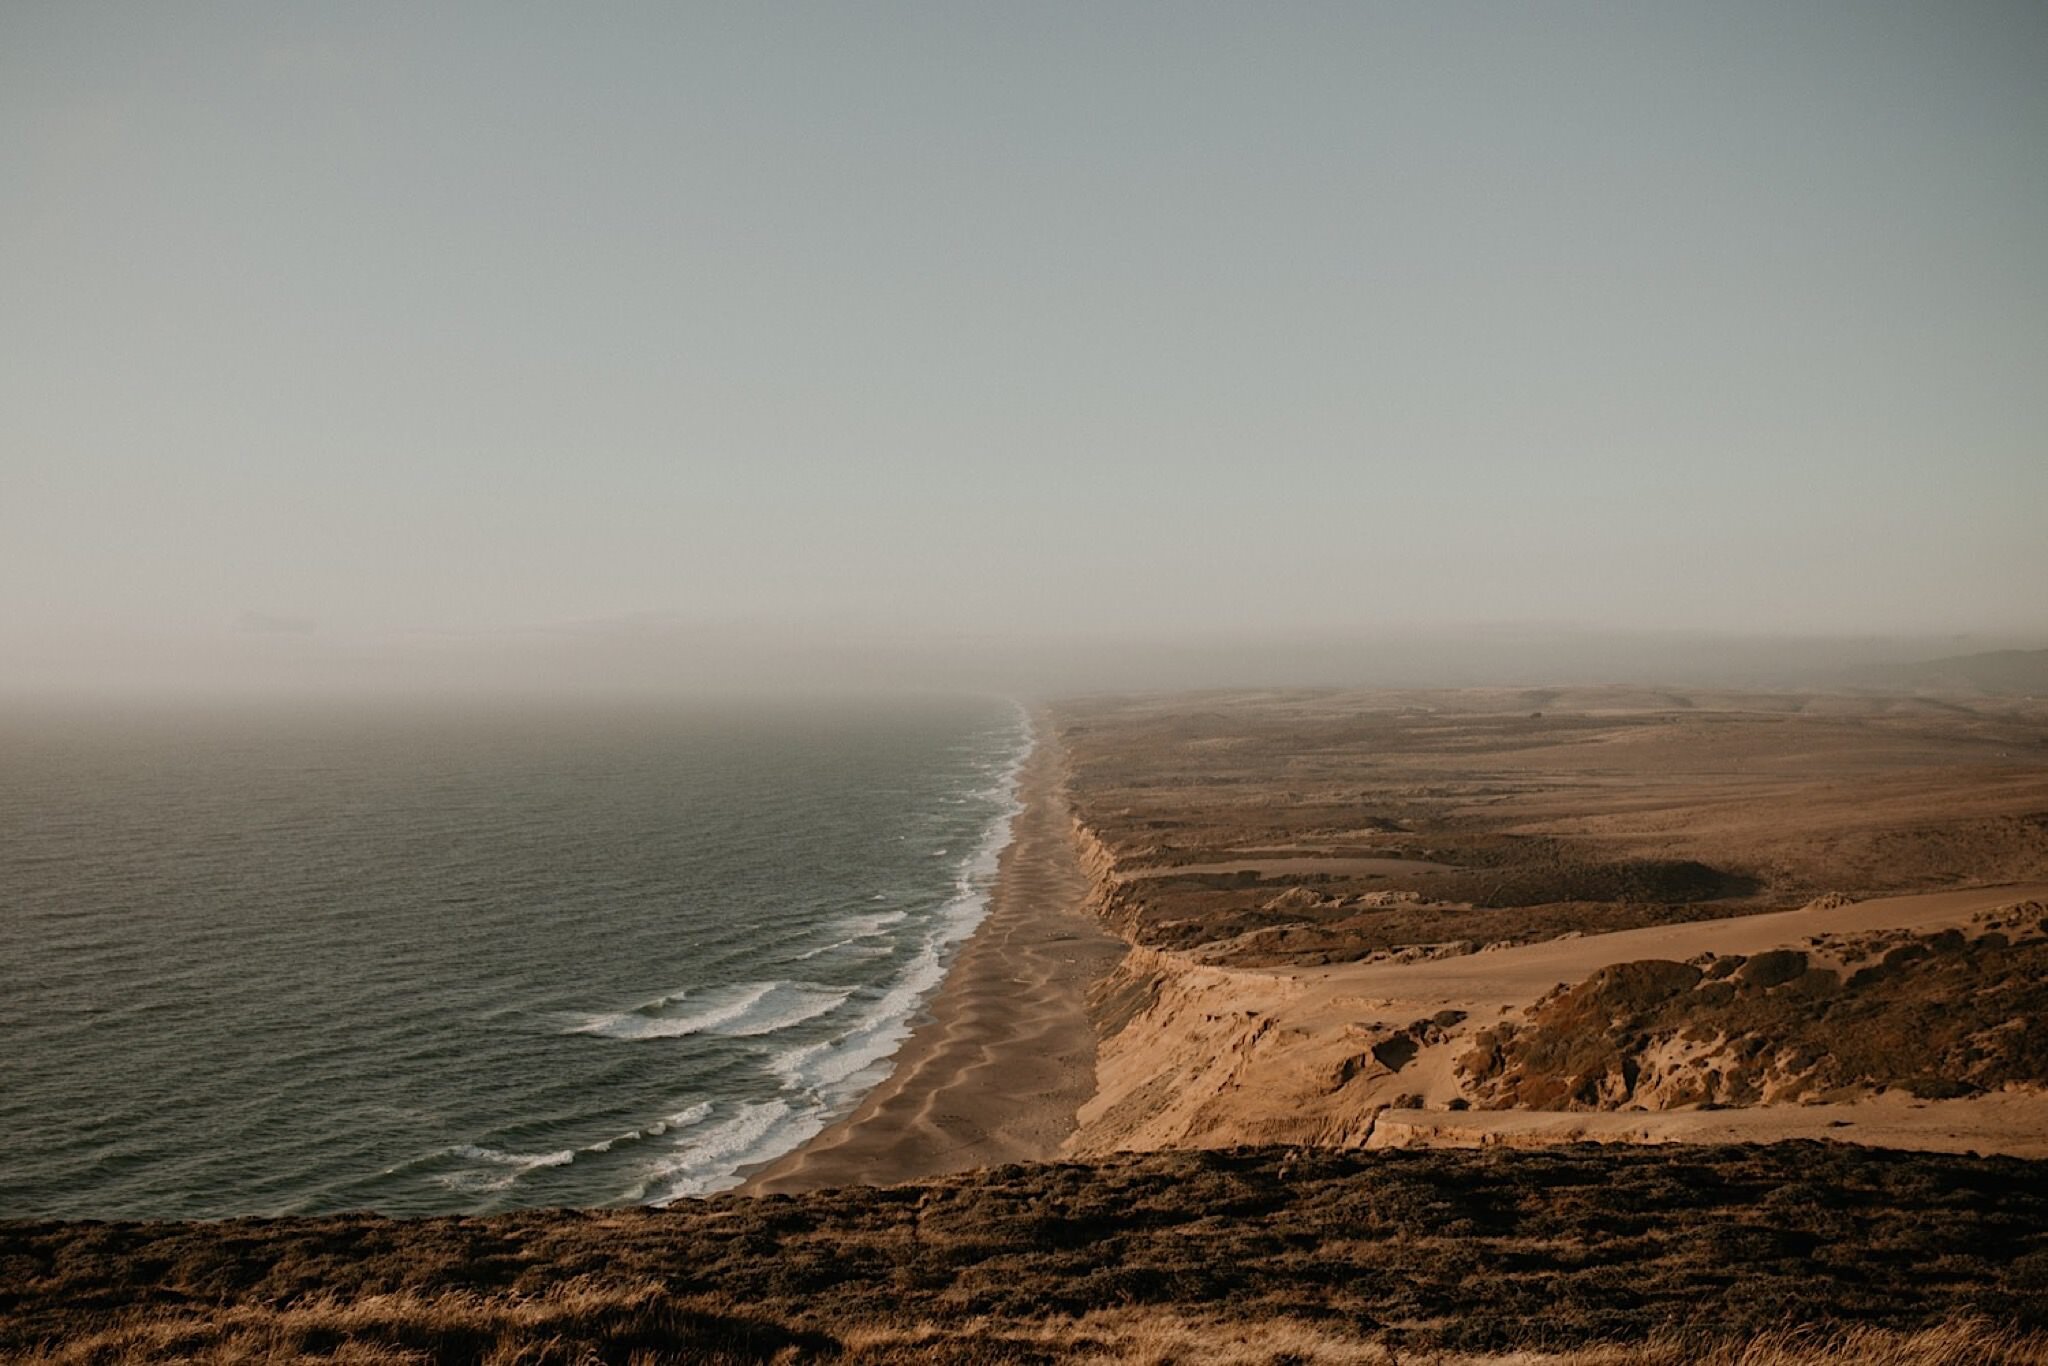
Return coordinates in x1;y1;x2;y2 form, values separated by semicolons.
1093;878;1793;970
1463;925;2048;1109
1059;689;2048;968
8;1145;2048;1360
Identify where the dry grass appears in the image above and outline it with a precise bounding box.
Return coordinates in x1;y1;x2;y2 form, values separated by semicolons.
9;1145;2048;1361
842;1316;2048;1364
1517;1321;2048;1365
6;1281;830;1364
1057;689;2048;967
1463;925;2048;1109
14;1305;2047;1364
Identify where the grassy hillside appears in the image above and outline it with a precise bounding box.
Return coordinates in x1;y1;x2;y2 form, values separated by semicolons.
7;1144;2048;1362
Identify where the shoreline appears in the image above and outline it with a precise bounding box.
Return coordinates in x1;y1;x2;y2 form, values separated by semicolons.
743;717;1125;1194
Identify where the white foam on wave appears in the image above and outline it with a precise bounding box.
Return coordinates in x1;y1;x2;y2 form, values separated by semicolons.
454;1143;575;1168
627;1098;829;1205
586;1100;713;1153
567;980;852;1042
622;701;1036;1205
853;908;908;935
567;982;775;1040
431;1143;576;1193
766;941;947;1097
768;704;1034;1106
719;982;856;1037
789;908;907;961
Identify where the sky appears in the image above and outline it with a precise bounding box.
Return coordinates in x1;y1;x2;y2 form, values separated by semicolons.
4;3;2045;693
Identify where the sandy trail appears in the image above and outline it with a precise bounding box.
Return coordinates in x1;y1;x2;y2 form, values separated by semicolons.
745;725;1124;1194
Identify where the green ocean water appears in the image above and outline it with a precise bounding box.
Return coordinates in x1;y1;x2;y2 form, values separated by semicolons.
0;695;1027;1218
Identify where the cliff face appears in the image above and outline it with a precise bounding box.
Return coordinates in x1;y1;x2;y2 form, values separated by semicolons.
1057;806;2048;1161
1065;817;1456;1156
1051;693;2048;1161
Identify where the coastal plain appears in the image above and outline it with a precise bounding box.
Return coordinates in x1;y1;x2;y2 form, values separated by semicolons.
12;686;2048;1362
1059;688;2048;1160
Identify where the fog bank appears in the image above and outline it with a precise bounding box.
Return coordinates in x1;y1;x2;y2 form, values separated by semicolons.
5;619;2040;702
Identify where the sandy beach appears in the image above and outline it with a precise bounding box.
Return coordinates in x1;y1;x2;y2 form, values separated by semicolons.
745;720;1126;1193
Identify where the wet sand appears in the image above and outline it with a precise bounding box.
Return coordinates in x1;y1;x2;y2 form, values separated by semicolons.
744;722;1126;1193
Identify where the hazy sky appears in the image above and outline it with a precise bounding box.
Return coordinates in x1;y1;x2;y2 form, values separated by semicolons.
4;3;2045;689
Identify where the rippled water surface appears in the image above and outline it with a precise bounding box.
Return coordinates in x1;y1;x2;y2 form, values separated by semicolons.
0;696;1025;1217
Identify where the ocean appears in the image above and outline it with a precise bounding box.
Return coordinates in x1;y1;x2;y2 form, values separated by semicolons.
0;694;1029;1218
